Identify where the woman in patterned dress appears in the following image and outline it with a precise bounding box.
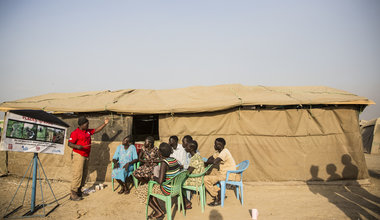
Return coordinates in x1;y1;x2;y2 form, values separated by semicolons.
133;136;160;184
183;140;205;209
112;136;138;194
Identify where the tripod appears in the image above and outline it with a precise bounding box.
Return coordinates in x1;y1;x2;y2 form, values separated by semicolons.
3;153;59;218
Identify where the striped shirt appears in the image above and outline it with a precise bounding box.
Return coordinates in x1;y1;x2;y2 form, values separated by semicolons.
160;157;181;195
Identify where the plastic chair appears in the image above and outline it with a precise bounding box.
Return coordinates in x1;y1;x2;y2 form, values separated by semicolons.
182;164;212;213
146;171;189;220
220;160;250;207
112;162;139;191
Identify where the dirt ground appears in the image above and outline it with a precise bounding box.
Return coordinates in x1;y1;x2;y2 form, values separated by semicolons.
1;154;379;220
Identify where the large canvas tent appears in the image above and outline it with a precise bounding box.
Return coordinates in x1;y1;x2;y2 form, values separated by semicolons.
0;84;375;182
360;118;380;154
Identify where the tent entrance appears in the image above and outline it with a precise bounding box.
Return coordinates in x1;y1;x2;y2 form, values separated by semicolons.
132;115;159;141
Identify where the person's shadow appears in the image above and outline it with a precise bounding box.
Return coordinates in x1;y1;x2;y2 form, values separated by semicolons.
88;130;122;187
341;154;380;217
209;209;223;220
326;164;341;181
307;155;380;219
341;154;358;180
308;165;324;182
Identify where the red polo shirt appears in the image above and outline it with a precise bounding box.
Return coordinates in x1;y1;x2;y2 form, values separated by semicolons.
69;128;95;157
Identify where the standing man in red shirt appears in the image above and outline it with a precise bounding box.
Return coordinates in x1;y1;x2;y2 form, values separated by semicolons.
68;116;109;201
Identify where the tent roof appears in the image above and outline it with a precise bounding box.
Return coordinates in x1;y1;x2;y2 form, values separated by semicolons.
362;118;380;128
0;84;375;114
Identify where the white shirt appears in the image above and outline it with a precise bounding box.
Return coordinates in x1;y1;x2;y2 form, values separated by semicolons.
170;144;188;168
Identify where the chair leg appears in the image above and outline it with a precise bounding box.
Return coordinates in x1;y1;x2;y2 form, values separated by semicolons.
178;194;186;216
236;185;240;201
240;184;244;205
112;177;114;192
146;195;150;220
220;181;226;207
166;198;172;220
203;185;207;208
186;190;191;200
200;186;205;213
132;175;138;188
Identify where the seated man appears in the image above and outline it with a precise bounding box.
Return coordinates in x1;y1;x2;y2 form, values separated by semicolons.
168;135;187;169
181;135;194;169
204;137;237;206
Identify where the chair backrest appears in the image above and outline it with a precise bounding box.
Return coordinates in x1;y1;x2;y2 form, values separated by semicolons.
167;171;189;196
188;164;212;178
236;160;250;173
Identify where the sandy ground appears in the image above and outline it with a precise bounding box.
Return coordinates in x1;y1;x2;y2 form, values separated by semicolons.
1;154;379;220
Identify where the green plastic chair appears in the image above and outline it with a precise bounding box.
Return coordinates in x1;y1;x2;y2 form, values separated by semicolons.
182;164;212;213
145;170;189;220
112;162;139;191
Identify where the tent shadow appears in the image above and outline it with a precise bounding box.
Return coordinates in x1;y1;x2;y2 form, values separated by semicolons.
368;170;380;180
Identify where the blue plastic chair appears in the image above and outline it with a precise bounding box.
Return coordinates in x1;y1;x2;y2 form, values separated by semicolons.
220;160;250;207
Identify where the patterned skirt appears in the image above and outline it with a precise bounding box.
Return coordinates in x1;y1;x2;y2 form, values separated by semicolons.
135;184;163;204
133;164;155;180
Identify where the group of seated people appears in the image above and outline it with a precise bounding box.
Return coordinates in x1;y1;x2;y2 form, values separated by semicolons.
111;135;237;219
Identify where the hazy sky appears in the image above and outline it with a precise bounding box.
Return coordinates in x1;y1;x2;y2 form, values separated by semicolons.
0;0;379;120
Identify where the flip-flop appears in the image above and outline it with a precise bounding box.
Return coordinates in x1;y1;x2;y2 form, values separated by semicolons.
148;214;164;220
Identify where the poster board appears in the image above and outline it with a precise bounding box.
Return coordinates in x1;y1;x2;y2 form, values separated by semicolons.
0;112;67;155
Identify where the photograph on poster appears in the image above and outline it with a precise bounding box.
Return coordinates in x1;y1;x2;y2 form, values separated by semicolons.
53;128;64;144
6;119;24;139
36;125;47;141
22;123;37;140
46;127;55;142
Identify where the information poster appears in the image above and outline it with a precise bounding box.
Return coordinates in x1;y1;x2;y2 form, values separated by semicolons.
0;112;67;155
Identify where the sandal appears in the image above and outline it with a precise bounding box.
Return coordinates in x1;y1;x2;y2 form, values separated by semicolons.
152;213;164;220
118;188;125;194
148;211;156;219
185;203;192;209
207;200;221;206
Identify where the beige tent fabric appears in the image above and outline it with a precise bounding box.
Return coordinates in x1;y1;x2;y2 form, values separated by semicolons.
0;85;374;114
0;90;134;113
0;151;7;176
361;118;380;154
159;107;368;181
3;108;368;182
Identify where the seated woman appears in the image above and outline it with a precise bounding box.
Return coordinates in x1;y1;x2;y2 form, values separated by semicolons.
133;136;160;184
136;142;181;219
183;140;205;209
112;135;138;194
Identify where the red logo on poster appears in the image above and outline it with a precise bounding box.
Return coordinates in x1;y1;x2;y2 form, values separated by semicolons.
36;146;40;151
8;144;13;149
